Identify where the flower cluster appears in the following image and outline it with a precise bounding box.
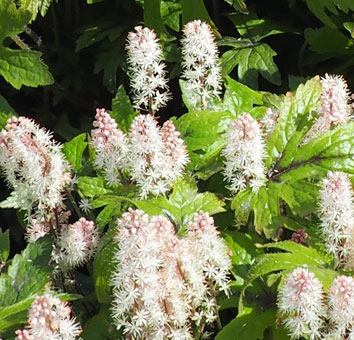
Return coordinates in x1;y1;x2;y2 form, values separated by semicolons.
91;110;189;198
15;294;81;340
222;113;267;193
126;26;171;114
0;116;71;220
181;20;222;110
278;267;325;340
304;74;352;143
260;107;280;139
90;108;128;186
278;268;354;340
111;208;231;339
55;217;99;271
327;275;354;339
318;171;354;266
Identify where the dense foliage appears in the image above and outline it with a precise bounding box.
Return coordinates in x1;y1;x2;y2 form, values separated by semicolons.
1;0;354;339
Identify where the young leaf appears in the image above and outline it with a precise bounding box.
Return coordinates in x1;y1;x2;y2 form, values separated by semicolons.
0;48;53;89
63;133;88;172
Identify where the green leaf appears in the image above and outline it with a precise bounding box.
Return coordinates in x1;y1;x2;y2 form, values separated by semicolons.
161;0;181;32
110;85;138;133
251;185;281;238
0;47;53;90
276;181;319;216
231;188;254;225
290;122;354;175
94;226;117;303
305;0;354;28
221;42;281;89
263;241;330;266
0;2;31;41
0;94;16;130
181;0;213;26
96;203;121;230
63;133;87;172
134;176;225;227
266;77;322;168
76;23;126;52
82;304;121;340
0;229;9;263
94;44;125;93
78;177;112;198
305;26;354;55
18;0;52;21
144;0;166;36
0;237;53;313
222;76;264;116
174;110;233;178
216;305;276;340
227;13;288;40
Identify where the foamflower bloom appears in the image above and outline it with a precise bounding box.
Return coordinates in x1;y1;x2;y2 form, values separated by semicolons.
126;26;171;114
91;111;189;198
111;208;231;339
181;20;222;110
126;114;189;198
222;113;267;193
90;108;129;186
277;267;325;340
0;116;71;220
318;171;354;266
327;275;354;340
304;74;352;143
56;217;99;271
15;295;81;340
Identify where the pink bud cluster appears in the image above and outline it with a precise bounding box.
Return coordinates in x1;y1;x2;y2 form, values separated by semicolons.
126;26;171;114
91;110;189;198
111;208;231;339
222;113;267;193
304;74;352;143
181;20;222;110
278;268;354;340
15;295;81;340
318;171;354;266
0;116;71;221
